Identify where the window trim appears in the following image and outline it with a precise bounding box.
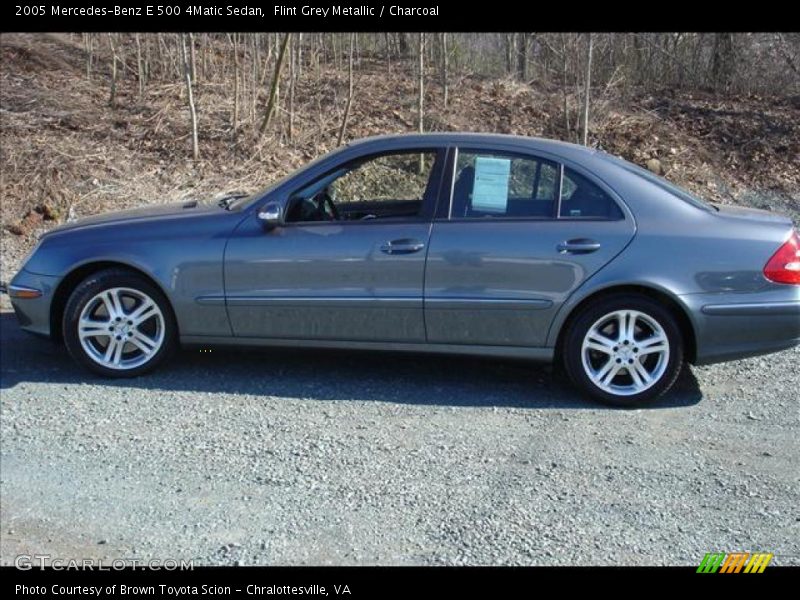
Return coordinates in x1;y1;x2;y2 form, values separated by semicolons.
281;147;447;227
446;147;562;221
441;146;628;223
447;146;458;220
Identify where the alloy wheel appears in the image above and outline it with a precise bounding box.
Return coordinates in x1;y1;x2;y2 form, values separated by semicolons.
580;309;670;397
77;287;165;370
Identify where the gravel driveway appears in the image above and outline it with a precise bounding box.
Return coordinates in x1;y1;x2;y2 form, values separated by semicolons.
1;309;798;566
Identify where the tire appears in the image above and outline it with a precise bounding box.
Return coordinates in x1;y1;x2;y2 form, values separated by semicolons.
562;294;684;407
63;269;177;377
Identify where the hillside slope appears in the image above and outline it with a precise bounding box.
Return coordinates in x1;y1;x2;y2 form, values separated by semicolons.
2;33;798;284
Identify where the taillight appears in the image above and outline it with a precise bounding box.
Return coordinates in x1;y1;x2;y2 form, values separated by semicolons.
764;229;800;285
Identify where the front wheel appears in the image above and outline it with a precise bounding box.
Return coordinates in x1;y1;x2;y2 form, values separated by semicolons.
63;269;177;377
562;295;684;407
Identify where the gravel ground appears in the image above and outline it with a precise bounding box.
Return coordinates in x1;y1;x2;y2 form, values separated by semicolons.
1;309;798;566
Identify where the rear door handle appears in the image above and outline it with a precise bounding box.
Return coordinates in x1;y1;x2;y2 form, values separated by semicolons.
380;239;425;255
557;238;602;254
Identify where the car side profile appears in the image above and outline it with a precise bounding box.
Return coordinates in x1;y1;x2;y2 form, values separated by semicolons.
7;133;800;406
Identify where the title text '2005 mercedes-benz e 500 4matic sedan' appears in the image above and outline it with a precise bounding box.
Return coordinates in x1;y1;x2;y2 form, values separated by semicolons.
7;134;800;406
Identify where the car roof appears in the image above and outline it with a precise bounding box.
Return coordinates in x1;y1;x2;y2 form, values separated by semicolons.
345;132;601;163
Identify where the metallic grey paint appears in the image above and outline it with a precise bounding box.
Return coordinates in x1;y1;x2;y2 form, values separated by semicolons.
9;133;800;367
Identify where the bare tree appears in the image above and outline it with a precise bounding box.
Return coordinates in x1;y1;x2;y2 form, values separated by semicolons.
296;33;304;79
288;34;297;141
229;33;240;140
180;34;200;160
582;33;593;146
711;33;735;90
336;33;356;146
108;34;118;107
505;34;515;75
418;33;425;173
135;33;145;98
188;33;197;84
259;33;291;139
418;33;425;134
441;33;449;110
559;34;571;138
517;33;527;80
84;33;94;80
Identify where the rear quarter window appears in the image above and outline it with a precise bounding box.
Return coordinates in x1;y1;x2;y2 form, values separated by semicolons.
560;167;624;219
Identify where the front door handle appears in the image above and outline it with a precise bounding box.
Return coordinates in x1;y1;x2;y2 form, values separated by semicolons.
557;238;602;254
380;239;425;255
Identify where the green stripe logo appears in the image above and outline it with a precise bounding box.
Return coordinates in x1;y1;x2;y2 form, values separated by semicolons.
697;552;727;573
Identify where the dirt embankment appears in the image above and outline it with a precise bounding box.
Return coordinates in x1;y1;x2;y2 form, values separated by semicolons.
2;33;798;282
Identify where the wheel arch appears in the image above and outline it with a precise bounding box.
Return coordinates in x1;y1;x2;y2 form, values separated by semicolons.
552;284;697;364
50;261;176;342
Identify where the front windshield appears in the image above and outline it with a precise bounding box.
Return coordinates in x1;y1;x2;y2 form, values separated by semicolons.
224;172;290;211
225;147;349;211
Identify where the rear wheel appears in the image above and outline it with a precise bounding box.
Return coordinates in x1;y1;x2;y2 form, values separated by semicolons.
63;269;177;377
562;294;683;407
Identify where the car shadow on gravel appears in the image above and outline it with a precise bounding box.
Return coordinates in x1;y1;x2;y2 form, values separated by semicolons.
0;312;702;409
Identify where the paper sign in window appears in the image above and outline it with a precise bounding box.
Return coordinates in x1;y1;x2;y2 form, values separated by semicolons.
471;157;511;213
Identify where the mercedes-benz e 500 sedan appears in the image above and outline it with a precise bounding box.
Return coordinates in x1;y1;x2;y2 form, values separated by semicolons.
7;134;800;406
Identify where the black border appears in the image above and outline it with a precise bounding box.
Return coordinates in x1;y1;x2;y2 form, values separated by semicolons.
5;565;800;597
3;1;797;33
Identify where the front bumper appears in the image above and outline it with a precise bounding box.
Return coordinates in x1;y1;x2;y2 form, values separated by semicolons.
6;269;61;338
681;291;800;365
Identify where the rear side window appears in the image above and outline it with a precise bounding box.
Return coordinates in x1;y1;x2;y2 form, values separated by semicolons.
452;151;559;219
559;168;623;219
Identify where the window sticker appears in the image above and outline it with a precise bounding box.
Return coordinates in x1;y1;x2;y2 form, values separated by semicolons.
471;157;511;213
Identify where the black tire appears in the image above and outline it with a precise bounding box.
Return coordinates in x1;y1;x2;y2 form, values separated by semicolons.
562;294;684;407
63;269;177;377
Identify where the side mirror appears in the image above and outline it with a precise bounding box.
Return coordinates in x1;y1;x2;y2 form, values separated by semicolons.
257;201;283;229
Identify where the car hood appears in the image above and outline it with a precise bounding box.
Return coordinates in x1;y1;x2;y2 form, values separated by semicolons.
43;201;221;236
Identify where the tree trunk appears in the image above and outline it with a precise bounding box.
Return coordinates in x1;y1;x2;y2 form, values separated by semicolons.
84;33;93;80
135;33;145;98
288;34;297;142
711;32;735;90
505;34;515;75
258;33;291;139
418;33;425;134
230;33;240;140
181;34;200;160
250;35;258;122
108;34;118;107
517;33;527;81
582;33;593;146
441;33;449;110
418;33;425;173
188;33;197;83
296;32;303;79
398;33;410;58
336;33;356;146
561;34;571;138
201;33;208;81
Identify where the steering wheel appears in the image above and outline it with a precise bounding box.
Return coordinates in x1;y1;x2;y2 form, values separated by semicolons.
313;189;340;221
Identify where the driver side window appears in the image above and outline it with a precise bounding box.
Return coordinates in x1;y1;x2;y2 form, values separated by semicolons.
286;150;439;223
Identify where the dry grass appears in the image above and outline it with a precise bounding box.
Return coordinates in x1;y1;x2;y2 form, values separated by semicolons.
1;33;798;281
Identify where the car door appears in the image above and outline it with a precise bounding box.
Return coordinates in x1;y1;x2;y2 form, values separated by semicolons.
424;146;636;347
224;148;446;342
